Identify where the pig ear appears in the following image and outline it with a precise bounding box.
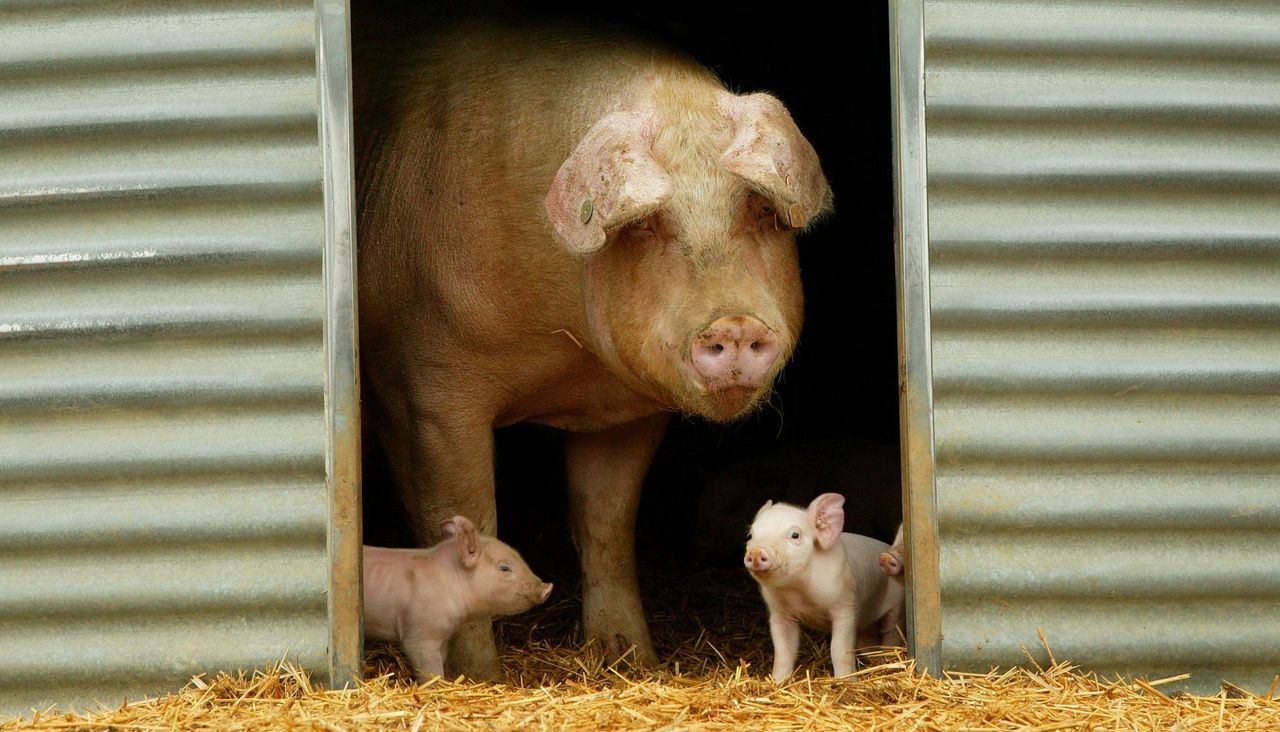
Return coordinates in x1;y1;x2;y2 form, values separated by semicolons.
718;92;832;230
807;493;845;550
544;110;674;255
440;516;481;569
752;499;775;521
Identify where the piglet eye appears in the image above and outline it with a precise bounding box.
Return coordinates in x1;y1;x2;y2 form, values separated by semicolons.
790;531;801;540
500;563;511;573
761;205;775;217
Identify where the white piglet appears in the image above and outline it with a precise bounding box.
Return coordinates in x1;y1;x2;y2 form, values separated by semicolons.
880;523;905;579
745;493;904;682
363;516;553;681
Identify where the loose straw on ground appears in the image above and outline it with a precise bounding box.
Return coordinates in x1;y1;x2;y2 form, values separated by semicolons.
5;567;1278;731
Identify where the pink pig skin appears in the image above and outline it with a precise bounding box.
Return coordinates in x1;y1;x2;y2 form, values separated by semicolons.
363;516;552;681
745;494;904;683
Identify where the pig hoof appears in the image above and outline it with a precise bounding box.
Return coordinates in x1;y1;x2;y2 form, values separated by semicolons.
588;632;658;668
582;601;658;668
610;633;658;667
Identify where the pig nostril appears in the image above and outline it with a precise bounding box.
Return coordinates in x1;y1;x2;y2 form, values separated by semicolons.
692;316;779;388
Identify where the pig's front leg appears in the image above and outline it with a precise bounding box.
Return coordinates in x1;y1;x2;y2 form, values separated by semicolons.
564;413;668;667
768;612;801;683
830;610;857;677
384;406;500;680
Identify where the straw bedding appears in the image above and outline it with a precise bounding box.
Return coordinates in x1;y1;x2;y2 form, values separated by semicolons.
6;565;1278;730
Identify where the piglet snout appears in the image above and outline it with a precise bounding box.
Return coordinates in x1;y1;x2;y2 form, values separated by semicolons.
879;551;903;577
538;582;553;604
692;315;779;391
744;546;772;572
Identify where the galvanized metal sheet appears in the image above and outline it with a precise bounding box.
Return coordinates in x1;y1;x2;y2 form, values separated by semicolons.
0;0;358;715
900;0;1280;694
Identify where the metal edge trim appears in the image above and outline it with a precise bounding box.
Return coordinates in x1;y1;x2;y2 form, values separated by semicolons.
889;0;942;675
315;0;363;689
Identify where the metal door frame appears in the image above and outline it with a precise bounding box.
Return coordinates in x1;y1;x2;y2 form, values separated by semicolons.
889;0;942;677
316;0;362;689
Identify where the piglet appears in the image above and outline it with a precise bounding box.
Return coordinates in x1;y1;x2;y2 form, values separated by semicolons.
879;523;905;578
363;516;553;680
745;494;904;682
878;524;907;649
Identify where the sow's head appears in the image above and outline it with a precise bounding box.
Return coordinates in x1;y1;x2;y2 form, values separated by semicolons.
544;86;831;423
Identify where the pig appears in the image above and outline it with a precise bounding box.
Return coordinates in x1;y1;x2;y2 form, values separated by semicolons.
745;493;904;683
354;14;830;678
878;523;907;649
363;516;553;681
879;523;905;578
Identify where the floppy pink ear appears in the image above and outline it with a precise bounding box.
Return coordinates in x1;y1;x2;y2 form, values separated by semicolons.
718;92;832;229
544;109;673;255
440;515;480;569
807;493;845;550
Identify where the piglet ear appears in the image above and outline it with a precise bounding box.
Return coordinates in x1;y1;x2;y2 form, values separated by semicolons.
807;493;845;550
440;515;481;569
752;499;775;521
718;92;832;230
544;110;673;255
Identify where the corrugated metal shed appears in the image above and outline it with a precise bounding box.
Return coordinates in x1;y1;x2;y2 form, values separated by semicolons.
0;0;360;714
893;0;1280;694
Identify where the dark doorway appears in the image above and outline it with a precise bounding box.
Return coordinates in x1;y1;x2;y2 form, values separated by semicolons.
356;0;900;663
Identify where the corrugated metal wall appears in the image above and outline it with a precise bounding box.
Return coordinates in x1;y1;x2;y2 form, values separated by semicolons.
0;0;358;714
906;0;1280;694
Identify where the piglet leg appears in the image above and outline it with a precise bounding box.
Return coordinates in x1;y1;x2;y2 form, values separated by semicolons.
830;610;857;677
565;413;668;666
769;613;801;683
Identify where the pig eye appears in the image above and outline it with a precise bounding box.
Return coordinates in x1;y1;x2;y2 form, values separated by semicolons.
790;531;801;540
625;216;656;240
755;202;787;232
499;563;511;573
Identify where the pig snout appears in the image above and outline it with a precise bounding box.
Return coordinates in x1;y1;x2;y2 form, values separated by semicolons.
692;315;780;391
880;551;903;577
536;582;553;604
744;546;773;573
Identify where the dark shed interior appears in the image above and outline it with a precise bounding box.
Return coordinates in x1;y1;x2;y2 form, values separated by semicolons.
357;0;900;645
